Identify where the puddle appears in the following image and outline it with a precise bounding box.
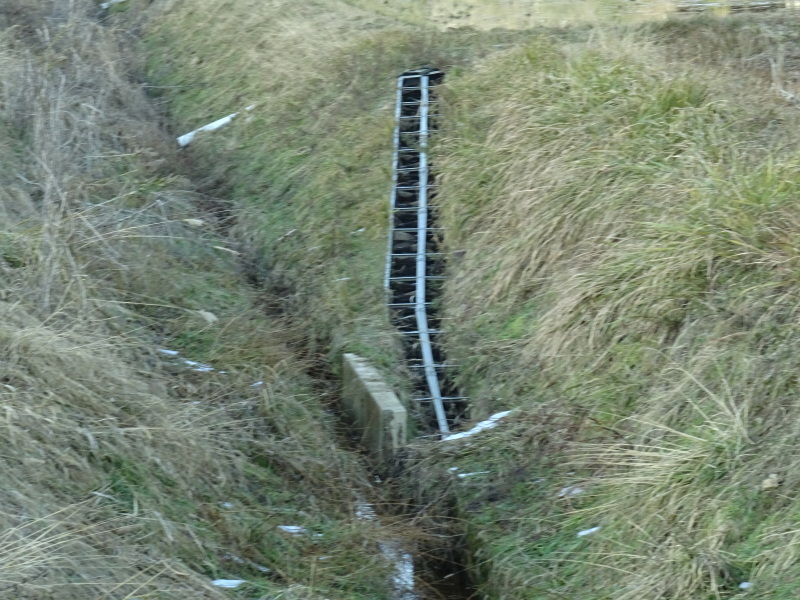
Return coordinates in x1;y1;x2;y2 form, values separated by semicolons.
357;0;800;29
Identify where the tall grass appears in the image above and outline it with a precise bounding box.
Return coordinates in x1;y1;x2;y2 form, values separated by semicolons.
0;1;400;597
432;16;800;599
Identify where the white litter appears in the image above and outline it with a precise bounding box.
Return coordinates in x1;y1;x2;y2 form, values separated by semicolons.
558;486;584;498
221;502;234;509
457;471;491;479
251;381;264;388
277;525;322;538
212;579;246;589
178;105;256;147
577;526;601;537
100;0;127;8
182;359;214;372
739;582;753;590
277;525;305;536
351;228;366;234
448;467;459;472
442;410;513;441
157;349;179;356
334;277;351;282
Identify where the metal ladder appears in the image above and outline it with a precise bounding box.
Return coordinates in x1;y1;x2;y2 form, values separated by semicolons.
385;69;467;437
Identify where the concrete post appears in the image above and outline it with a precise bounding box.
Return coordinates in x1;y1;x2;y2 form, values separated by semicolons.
342;354;407;462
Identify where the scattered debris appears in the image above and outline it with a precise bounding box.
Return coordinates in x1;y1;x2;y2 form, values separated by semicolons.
221;502;234;509
157;349;179;356
177;105;256;147
739;582;753;590
577;526;601;537
441;410;513;441
212;579;246;589
182;359;215;373
251;381;264;388
457;471;491;479
100;0;127;9
212;245;241;256
196;310;219;325
558;485;584;498
277;525;322;538
183;218;205;227
761;473;780;491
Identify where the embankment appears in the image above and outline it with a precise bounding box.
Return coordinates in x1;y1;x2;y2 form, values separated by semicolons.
138;1;800;596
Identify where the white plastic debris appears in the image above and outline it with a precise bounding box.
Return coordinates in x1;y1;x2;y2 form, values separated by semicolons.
577;526;601;537
277;525;322;538
457;471;491;479
558;486;584;498
178;105;256;147
448;467;459;472
212;579;246;589
197;310;219;325
221;502;234;509
100;0;127;9
277;525;305;535
182;359;214;372
442;410;513;441
251;381;264;388
157;349;179;356
739;582;753;590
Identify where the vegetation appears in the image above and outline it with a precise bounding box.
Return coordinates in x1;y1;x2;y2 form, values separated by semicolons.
139;0;800;596
0;1;400;598
5;0;800;597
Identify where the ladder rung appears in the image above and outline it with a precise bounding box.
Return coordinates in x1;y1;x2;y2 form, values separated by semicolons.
388;276;446;281
388;302;431;307
414;397;469;402
399;330;446;335
393;227;444;232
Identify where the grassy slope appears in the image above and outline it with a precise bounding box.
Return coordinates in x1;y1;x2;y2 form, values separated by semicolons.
0;1;397;598
138;0;800;597
432;14;800;599
139;0;522;408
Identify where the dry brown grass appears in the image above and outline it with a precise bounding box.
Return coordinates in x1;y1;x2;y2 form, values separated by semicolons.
0;1;396;597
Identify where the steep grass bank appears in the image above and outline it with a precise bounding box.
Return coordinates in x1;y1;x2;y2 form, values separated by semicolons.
0;1;400;598
139;0;528;408
429;14;800;599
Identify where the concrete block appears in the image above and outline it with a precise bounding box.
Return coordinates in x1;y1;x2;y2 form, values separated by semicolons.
342;353;407;462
